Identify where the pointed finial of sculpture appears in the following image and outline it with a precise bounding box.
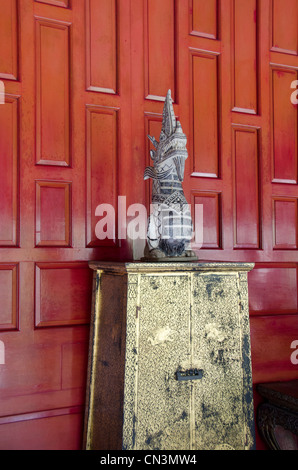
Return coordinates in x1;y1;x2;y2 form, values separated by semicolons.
161;89;176;138
143;90;197;261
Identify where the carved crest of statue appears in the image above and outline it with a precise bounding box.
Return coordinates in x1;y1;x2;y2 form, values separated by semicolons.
144;90;197;260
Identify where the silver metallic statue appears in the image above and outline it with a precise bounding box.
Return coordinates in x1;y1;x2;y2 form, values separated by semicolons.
144;90;197;260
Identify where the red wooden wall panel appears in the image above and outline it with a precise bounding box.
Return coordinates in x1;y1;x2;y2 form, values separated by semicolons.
144;0;176;101
192;192;222;249
86;105;119;247
35;17;71;166
0;264;18;331
232;0;258;114
232;126;260;249
273;198;298;249
271;66;298;183
271;0;298;55
250;315;298;383
35;181;71;247
248;265;298;315
0;96;19;246
190;0;218;39
86;0;117;94
35;263;92;327
191;50;220;178
0;0;298;451
0;0;18;80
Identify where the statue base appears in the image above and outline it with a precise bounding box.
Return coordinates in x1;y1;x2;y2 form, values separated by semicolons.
141;256;198;262
83;261;256;451
142;245;198;262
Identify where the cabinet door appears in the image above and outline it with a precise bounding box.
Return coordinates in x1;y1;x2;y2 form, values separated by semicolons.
192;272;254;450
123;273;192;450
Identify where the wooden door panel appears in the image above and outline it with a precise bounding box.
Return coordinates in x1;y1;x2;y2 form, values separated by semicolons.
192;192;222;249
35;17;71;166
0;0;18;80
191;50;220;178
0;96;19;247
0;264;18;331
144;0;176;101
273;198;298;249
248;265;298;314
86;105;119;248
271;0;298;55
35;262;92;327
86;0;118;94
232;0;258;114
35;181;72;247
190;0;218;39
232;126;260;249
271;65;298;183
1;343;63;396
250;315;298;383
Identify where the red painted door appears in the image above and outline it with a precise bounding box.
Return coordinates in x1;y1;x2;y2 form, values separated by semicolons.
0;0;298;450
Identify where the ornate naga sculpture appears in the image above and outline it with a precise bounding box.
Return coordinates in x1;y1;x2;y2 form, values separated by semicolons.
144;90;197;260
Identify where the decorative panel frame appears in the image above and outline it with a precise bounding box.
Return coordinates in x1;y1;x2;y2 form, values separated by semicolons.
232;125;261;250
0;95;19;247
189;0;219;40
271;64;298;184
35;16;71;167
190;49;221;178
270;0;298;56
85;0;118;94
248;263;298;315
191;191;222;249
144;0;177;102
86;104;119;248
35;181;72;247
0;264;18;331
0;0;19;81
231;0;259;114
35;262;92;328
273;197;298;250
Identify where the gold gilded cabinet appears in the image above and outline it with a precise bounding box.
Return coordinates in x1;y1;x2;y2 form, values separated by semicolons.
83;262;256;451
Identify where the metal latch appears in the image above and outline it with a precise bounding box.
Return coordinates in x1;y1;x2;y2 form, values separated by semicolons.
176;369;204;382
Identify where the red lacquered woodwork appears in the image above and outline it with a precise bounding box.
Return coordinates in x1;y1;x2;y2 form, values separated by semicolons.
0;0;298;450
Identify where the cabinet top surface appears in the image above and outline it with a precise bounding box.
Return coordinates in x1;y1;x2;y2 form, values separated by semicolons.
89;261;255;274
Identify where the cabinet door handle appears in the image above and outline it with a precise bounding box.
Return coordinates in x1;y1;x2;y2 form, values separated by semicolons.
176;369;204;382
